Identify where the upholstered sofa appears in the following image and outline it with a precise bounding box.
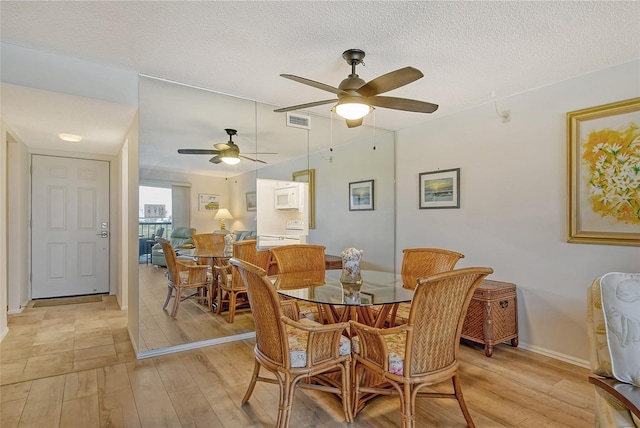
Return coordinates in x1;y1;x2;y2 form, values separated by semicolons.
587;273;640;427
151;227;196;267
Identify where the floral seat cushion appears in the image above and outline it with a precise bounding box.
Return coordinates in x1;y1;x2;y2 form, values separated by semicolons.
286;318;351;368
352;333;406;375
177;270;213;284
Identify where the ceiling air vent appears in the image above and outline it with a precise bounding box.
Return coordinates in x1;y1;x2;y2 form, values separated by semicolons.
286;112;310;129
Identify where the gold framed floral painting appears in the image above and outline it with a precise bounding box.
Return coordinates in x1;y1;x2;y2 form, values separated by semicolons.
567;97;640;246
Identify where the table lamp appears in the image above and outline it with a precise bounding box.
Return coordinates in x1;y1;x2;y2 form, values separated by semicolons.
214;208;233;230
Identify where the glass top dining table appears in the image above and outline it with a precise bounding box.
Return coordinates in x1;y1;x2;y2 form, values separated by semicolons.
275;270;416;327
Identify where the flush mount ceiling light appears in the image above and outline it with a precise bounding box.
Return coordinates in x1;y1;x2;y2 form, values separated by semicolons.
58;133;83;142
275;48;438;128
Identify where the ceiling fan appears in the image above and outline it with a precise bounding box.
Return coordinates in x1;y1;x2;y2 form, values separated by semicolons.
275;49;439;128
177;128;274;165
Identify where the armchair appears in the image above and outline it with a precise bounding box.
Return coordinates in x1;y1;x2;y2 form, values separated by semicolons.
151;227;196;267
350;267;493;427
587;273;640;427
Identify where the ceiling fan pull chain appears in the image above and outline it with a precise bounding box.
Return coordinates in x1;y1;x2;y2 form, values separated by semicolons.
330;109;334;152
372;109;376;150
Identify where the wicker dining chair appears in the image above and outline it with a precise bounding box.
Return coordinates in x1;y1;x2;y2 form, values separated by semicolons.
270;244;326;321
192;233;225;263
269;244;326;273
158;238;213;318
350;267;493;428
230;258;353;427
214;240;256;322
388;247;465;326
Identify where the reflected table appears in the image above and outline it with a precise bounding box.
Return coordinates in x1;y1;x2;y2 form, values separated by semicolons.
177;248;229;310
275;270;414;328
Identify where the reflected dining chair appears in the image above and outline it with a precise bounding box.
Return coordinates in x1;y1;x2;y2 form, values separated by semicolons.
388;247;465;326
230;258;353;427
214;240;256;322
158;238;213;317
350;267;493;428
270;244;326;321
192;233;226;264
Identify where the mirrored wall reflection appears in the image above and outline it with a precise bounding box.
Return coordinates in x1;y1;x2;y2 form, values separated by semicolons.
137;74;396;355
138;76;258;353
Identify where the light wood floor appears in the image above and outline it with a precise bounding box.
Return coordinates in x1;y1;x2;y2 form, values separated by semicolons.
1;295;596;427
139;263;254;352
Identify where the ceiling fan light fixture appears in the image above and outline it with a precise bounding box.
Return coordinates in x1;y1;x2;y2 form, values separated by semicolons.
335;99;371;120
220;151;241;165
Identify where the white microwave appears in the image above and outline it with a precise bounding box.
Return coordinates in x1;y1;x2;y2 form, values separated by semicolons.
274;186;300;210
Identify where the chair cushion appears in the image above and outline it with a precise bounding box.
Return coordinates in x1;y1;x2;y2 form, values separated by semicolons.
287;318;351;368
600;272;640;387
351;333;405;375
177;270;213;285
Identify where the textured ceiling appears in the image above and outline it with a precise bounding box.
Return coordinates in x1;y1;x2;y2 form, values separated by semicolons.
1;1;639;175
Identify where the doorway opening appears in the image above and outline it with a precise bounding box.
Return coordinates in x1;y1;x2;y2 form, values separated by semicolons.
138;185;172;264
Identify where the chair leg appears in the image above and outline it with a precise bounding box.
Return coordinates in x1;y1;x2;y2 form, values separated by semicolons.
352;362;364;417
162;284;173;310
279;375;296;428
216;288;225;315
171;288;182;318
341;361;353;422
241;359;261;404
453;374;475;428
402;382;413;428
228;291;237;323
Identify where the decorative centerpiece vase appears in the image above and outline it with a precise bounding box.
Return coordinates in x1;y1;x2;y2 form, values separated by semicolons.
340;247;363;285
223;233;236;257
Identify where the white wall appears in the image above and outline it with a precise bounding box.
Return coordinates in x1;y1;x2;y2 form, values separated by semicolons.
396;60;640;364
126;113;140;354
0;119;11;340
7;137;30;312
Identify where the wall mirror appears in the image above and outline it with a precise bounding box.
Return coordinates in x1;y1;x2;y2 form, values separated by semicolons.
137;75;396;356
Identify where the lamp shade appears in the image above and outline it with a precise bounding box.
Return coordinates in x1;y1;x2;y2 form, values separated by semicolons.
214;208;233;230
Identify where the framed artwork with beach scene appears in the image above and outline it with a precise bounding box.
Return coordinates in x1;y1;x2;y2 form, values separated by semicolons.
419;168;460;209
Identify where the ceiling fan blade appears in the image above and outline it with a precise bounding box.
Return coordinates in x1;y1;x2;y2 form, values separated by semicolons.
274;99;336;113
346;118;363;128
280;74;348;96
178;149;220;155
209;156;222;164
240;155;267;164
368;96;438;113
357;66;424;97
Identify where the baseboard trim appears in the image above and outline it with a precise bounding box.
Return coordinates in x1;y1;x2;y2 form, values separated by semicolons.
7;307;25;315
0;326;9;342
136;332;257;359
518;342;590;369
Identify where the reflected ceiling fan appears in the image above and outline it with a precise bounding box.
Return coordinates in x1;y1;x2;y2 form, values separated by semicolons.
177;128;275;165
275;49;439;128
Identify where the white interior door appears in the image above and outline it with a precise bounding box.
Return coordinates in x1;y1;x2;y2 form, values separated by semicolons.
31;155;110;298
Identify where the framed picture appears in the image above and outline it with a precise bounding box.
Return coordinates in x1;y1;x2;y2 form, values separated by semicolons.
419;168;460;209
360;292;374;305
349;179;374;211
567;97;640;246
245;191;257;211
292;169;315;228
198;193;219;211
143;204;165;218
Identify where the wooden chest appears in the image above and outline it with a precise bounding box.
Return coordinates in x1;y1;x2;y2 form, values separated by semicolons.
461;279;518;357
